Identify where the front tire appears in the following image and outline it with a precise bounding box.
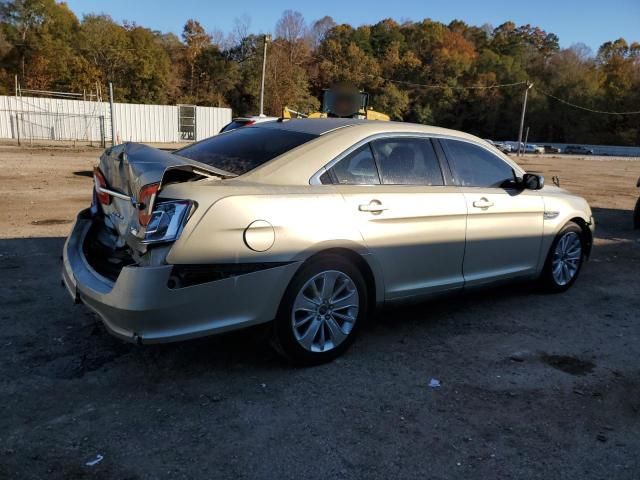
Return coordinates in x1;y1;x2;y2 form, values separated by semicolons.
540;222;585;293
271;254;368;365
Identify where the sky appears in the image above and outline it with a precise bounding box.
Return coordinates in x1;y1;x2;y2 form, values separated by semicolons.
64;0;639;53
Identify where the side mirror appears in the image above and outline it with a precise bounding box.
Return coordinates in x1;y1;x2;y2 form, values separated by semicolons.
522;173;544;190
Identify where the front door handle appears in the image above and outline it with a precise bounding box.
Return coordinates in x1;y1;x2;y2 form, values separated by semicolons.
472;198;494;209
359;200;388;214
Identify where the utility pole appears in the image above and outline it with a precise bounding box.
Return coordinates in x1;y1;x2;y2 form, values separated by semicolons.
259;34;271;117
108;82;115;146
517;81;533;156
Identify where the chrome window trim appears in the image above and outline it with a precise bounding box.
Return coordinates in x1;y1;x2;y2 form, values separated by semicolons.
317;123;358;136
309;132;523;186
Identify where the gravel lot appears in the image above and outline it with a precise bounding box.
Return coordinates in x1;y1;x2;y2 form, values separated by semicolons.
1;145;639;479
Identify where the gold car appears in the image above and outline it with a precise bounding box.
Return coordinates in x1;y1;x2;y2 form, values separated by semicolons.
62;119;594;364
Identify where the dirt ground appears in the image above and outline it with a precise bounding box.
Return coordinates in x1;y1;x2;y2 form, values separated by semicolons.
1;145;639;479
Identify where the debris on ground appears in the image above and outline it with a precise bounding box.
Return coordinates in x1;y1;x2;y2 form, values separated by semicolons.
85;454;104;467
509;350;532;362
428;378;441;388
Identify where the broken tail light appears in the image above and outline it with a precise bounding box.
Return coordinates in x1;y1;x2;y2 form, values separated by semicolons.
142;200;193;244
137;183;160;226
93;168;111;205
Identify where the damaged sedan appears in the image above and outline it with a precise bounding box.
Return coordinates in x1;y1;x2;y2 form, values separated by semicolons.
62;119;594;364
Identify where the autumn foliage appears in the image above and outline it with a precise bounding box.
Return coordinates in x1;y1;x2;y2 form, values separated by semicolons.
0;2;638;144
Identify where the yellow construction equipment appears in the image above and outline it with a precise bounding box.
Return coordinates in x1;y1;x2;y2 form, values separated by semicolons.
282;88;390;121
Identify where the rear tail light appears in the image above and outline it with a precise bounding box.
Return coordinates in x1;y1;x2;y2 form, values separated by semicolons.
142;200;193;244
93;168;110;205
244;120;256;127
137;183;160;226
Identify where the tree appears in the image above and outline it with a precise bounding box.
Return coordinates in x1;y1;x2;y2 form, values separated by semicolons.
1;0;85;89
275;10;307;64
125;26;170;103
1;0;48;79
80;15;132;89
182;19;210;98
157;32;186;103
308;16;336;50
370;19;405;58
265;38;318;115
372;83;409;120
0;5;638;146
266;11;318;115
193;45;238;106
229;14;252;62
226;33;261;115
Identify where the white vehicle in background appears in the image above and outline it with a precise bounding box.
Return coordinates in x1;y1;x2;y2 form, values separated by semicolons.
515;143;544;154
492;141;513;154
219;115;278;133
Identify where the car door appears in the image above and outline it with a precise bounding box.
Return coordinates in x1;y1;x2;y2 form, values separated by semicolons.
440;138;544;285
322;136;468;300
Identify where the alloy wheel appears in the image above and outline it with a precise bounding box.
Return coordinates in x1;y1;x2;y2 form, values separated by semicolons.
551;231;582;286
291;270;359;353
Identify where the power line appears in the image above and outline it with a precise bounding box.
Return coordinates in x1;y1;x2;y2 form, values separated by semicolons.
534;87;640;115
374;74;640;115
371;75;527;90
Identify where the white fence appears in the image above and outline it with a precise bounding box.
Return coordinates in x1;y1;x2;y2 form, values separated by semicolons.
0;95;232;144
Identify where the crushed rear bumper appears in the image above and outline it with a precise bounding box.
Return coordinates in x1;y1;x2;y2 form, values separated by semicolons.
62;209;299;343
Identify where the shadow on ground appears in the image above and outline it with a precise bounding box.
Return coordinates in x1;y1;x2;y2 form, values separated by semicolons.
1;207;639;479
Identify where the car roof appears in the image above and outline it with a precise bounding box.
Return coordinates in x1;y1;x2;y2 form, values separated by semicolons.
252;117;491;141
256;118;366;135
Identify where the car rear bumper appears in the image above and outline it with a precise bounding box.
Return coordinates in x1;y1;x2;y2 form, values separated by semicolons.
62;209;300;343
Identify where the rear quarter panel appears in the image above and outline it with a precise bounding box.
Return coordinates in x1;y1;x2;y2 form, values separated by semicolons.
164;185;370;265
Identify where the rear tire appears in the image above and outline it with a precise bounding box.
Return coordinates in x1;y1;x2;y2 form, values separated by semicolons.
633;197;640;230
271;254;368;365
539;222;585;293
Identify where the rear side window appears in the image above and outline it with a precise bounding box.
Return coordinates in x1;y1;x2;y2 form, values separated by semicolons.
327;144;380;185
443;139;514;187
371;138;444;185
176;127;317;176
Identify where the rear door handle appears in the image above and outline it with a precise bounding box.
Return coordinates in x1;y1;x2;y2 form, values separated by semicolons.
359;200;388;214
472;198;494;209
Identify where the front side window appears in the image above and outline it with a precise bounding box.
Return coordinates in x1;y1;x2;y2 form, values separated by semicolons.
371;138;444;185
176;127;317;176
326;143;380;185
443;139;514;187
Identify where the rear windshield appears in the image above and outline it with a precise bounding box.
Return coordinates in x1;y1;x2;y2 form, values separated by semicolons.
176;127;317;176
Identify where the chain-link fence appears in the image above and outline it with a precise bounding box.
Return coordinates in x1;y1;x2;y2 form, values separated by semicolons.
0;82;231;146
0;84;110;146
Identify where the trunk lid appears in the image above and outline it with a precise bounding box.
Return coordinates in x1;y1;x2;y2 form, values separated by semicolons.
95;142;229;255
